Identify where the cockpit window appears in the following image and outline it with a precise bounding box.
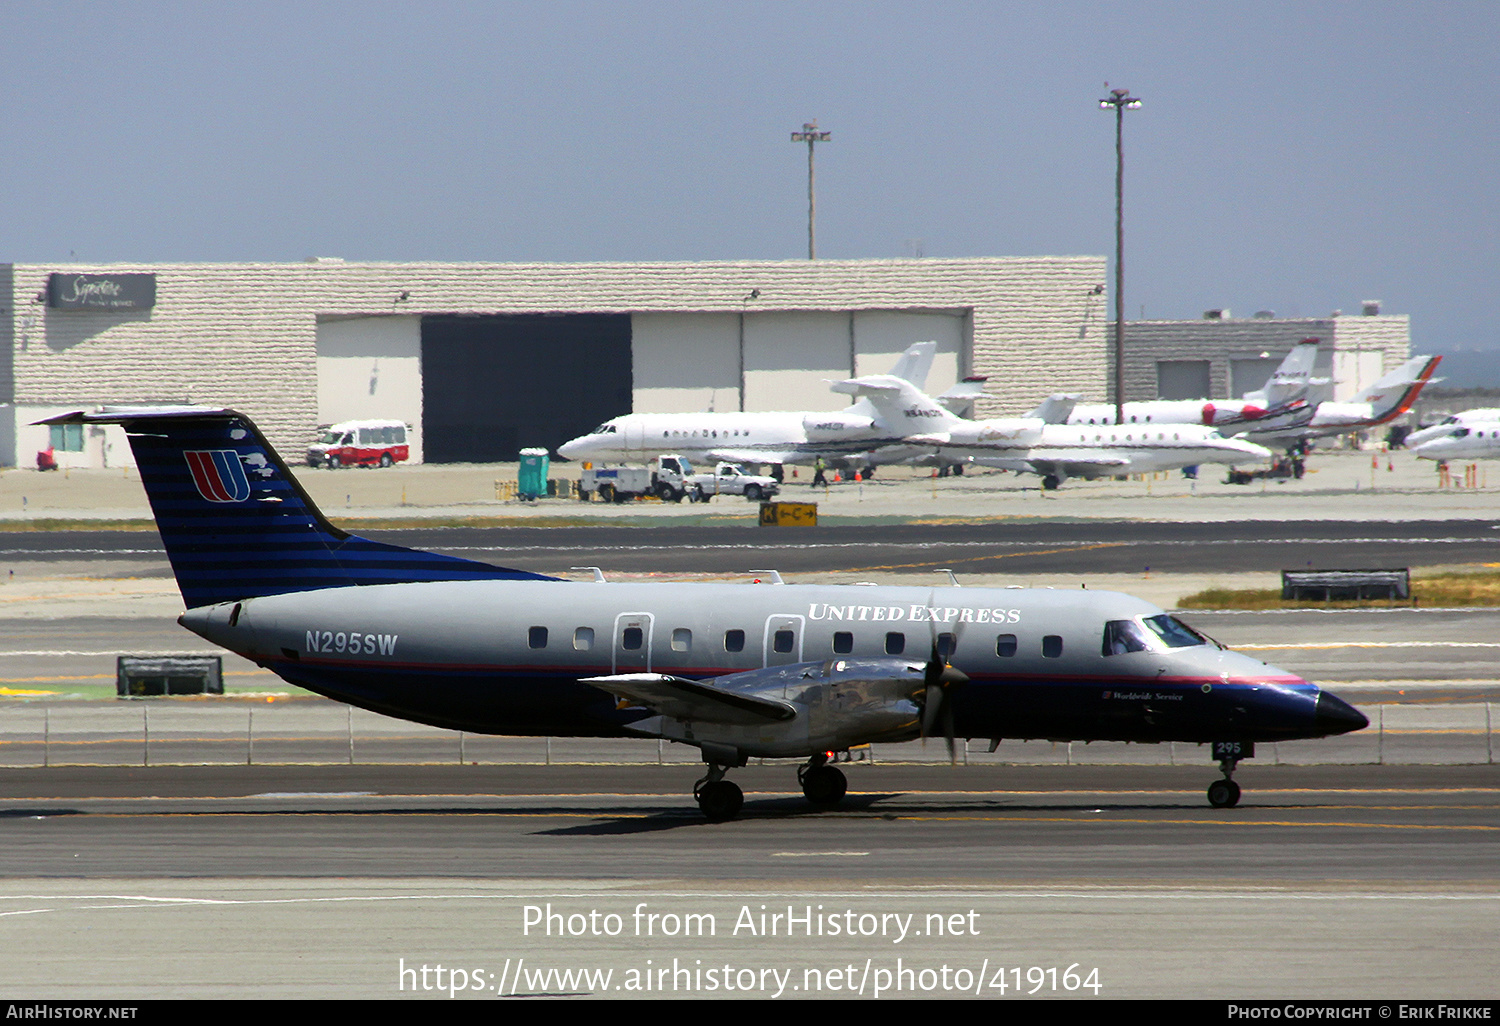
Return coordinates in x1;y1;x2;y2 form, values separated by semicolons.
1142;614;1209;649
1103;615;1210;655
590;422;618;435
1102;619;1152;656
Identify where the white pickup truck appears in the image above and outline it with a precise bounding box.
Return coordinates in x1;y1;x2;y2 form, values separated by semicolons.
685;462;781;503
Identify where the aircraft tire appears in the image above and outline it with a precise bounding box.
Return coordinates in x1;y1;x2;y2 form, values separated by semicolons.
1041;474;1060;490
1206;779;1241;808
697;780;744;822
801;765;847;806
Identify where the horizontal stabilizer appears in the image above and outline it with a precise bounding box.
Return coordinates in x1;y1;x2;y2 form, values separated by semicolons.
830;378;900;398
936;377;988;417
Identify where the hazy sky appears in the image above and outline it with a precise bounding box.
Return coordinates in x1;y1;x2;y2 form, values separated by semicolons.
4;1;1496;356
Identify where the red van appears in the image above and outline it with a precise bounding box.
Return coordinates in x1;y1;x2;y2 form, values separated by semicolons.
306;420;410;468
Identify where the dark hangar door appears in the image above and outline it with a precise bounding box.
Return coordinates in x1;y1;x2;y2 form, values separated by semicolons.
421;314;632;463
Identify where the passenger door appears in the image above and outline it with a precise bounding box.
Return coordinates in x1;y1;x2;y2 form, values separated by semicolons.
612;612;655;673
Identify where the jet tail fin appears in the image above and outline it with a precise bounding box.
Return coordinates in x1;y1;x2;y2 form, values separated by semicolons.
885;341;938;390
1258;338;1324;408
37;406;555;608
1353;355;1443;422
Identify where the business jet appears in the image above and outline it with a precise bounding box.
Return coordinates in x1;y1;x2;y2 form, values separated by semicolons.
1232;354;1441;449
1066;338;1325;430
1409;418;1500;462
39;405;1366;819
835;375;1273;490
556;341;977;473
1404;408;1500;450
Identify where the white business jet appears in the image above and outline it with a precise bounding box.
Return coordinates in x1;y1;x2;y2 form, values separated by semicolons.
1405;408;1500;450
834;375;1272;490
556;341;974;474
1065;338;1325;430
1409;417;1500;462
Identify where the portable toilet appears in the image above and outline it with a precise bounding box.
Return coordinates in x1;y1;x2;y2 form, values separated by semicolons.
517;448;549;502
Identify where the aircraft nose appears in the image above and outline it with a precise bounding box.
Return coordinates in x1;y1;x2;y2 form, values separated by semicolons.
1313;690;1369;736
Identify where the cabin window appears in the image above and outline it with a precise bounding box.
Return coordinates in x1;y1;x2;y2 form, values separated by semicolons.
622;627;644;650
1102;619;1151;656
1042;635;1064;658
937;632;956;659
832;631;854;654
724;629;745;652
671;628;692;652
995;634;1017;657
573;627;594;651
885;632;905;655
773;629;795;653
528;626;548;649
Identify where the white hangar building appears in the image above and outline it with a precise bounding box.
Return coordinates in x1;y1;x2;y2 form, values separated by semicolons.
0;259;1408;468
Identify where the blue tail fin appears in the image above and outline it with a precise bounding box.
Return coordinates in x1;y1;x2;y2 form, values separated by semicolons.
40;406;556;608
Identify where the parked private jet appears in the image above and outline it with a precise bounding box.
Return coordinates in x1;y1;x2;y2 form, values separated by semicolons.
555;341;981;473
1409;417;1500;462
1405;408;1500;450
1066;338;1325;430
834;375;1273;490
39;405;1366;819
1245;355;1442;448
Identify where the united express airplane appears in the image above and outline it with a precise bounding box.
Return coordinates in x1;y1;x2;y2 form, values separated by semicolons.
41;406;1367;820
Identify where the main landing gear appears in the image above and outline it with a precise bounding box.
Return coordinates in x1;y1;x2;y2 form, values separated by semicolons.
694;764;744;822
1207;741;1251;808
693;751;850;821
798;753;847;806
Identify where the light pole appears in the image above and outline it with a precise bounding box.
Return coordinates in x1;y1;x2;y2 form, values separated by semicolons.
1099;87;1140;425
791;120;831;259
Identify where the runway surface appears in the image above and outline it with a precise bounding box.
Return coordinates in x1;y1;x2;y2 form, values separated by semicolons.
1;764;1497;999
6;518;1500;576
4;524;1499;998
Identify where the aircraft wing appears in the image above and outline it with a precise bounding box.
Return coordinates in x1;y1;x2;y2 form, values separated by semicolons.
582;673;797;725
705;446;803;465
1027;454;1131;479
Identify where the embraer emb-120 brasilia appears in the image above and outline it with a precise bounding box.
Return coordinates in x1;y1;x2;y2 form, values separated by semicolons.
43;406;1367;820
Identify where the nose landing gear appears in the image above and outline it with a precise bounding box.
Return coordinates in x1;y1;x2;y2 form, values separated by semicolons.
1207;741;1252;808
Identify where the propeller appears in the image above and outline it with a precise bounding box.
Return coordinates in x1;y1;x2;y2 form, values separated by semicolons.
919;584;969;762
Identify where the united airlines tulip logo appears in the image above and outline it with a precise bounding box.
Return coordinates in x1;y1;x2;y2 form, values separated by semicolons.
184;450;252;502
